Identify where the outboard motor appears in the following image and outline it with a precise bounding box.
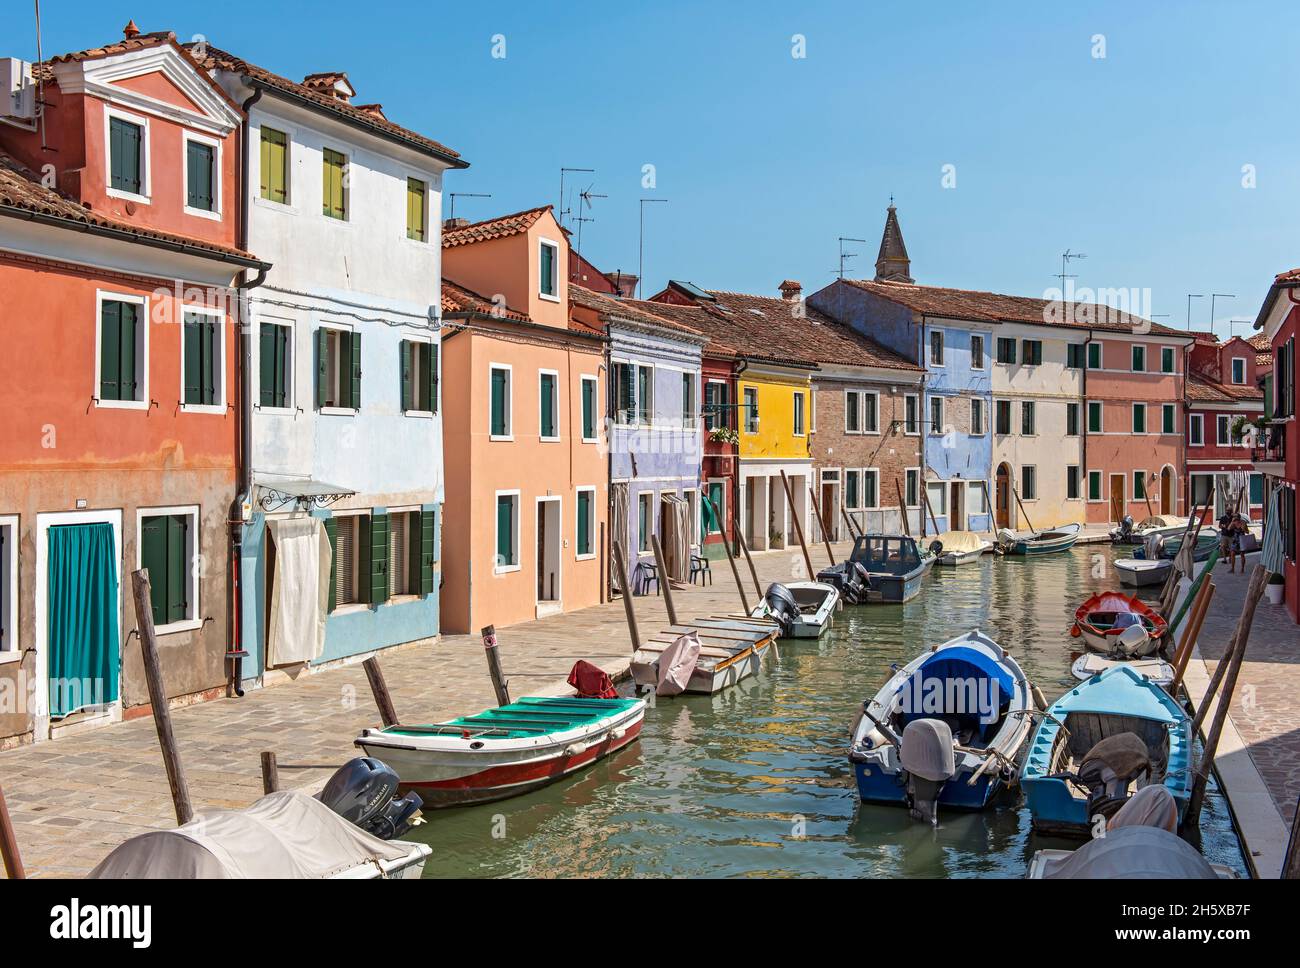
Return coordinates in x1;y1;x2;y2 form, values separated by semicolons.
1113;622;1152;659
928;539;944;557
318;756;425;840
900;718;956;826
995;527;1017;552
1116;515;1135;543
1075;733;1151;821
761;583;800;636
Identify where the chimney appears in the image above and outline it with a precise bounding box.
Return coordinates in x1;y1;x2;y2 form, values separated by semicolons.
123;20;141;39
302;71;356;103
605;271;638;298
443;217;469;230
779;279;802;302
355;103;386;121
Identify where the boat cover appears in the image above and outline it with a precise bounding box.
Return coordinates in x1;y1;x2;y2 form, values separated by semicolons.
934;531;986;555
88;791;415;879
1108;785;1178;833
898;646;1014;740
1041;825;1218;879
656;631;700;696
1136;515;1182;530
567;659;618;699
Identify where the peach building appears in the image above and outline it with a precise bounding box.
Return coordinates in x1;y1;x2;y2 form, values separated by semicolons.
439;207;607;633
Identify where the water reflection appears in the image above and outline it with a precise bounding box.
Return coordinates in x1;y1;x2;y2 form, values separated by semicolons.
414;547;1249;878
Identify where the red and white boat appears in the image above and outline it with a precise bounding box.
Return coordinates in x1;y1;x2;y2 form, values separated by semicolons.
1070;592;1168;655
355;696;646;808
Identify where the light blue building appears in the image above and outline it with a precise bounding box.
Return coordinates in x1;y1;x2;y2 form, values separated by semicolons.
807;206;994;534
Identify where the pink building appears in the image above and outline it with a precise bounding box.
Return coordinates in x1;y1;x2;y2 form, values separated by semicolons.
1185;335;1265;521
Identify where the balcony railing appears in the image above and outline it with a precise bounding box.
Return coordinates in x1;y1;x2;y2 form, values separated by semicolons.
1252;429;1286;464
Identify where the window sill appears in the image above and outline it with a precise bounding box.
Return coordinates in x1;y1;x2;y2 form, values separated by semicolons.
254;195;295;213
581;436;599;445
538;292;561;304
330;603;369;616
404;410;435;419
0;650;25;666
575;553;596;562
154;618;202;636
320;406;358;417
494;564;521;576
384;594;422;606
489;434;514;442
181;404;227;415
184;206;222;222
540;436;561;443
107;188;151;205
95;399;148;411
256;405;296;416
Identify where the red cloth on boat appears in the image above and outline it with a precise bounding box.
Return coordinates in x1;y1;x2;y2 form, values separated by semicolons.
567;660;618;698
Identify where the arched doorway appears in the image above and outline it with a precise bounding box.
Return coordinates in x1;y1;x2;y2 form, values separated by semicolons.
995;463;1012;529
1160;466;1174;516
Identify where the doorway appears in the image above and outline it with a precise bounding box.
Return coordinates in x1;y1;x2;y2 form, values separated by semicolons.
820;472;839;543
995;463;1011;529
1160;467;1174;516
949;481;966;532
1109;474;1126;523
536;497;561;612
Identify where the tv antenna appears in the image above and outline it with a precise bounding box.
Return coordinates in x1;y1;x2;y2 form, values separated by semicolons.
447;192;491;222
838;236;867;279
574;185;607;254
558;166;594;228
638;198;668;299
1057;249;1086;295
1209;294;1236;335
1186;294;1204;330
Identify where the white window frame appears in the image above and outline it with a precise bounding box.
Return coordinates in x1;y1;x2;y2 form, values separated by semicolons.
1133;469;1149;503
928;395;944;435
683;488;700;547
104;106;151;204
403;173;430;245
862;468;881;510
575;485;597;560
493;490;521;574
178;304;226;414
844;469;862;510
0;514;18;661
929;329;944;367
1217;414;1231;447
970;334;985;370
1087;399;1103;434
181;129;223;221
135;505;201;636
926;480;948;516
1065;464;1082;501
1230;357;1247;385
489;363;514;441
580;374;599;443
637;490;655;555
538;367;561;442
1189;412;1204;447
905;467;921;508
401;330;436;417
320;145;351;223
1131;344;1147;372
1160;402;1176;436
1021;400;1036;437
318;323;357;415
1021;339;1043;366
329;510;369;611
844;389;861;434
903;393;920;436
538;237;561;302
254;315;295;414
742;386;759;434
863;390;880;434
681;371;698;428
1087;469;1104;503
1132;402;1147;435
94;289;150;410
1160;346;1177;374
970;397;985;436
254;120;296;211
793;391;806;437
1021;465;1038;501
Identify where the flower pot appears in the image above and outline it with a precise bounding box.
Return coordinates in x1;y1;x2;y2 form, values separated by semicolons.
1265;583;1284;606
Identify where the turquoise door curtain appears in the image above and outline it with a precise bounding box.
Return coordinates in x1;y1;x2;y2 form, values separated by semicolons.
47;523;120;718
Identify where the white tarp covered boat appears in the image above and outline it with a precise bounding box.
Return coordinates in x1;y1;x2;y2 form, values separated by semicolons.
1027;825;1233;879
88;791;430;879
931;531;992;566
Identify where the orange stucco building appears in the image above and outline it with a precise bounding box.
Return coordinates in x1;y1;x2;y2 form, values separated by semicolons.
439;207;608;633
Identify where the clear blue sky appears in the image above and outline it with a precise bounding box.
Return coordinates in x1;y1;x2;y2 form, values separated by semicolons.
12;0;1296;335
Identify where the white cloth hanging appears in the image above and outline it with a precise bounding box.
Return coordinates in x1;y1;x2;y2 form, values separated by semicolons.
266;517;332;667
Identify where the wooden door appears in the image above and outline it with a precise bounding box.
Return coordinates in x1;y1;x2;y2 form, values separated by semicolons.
1110;474;1125;522
995;465;1011;529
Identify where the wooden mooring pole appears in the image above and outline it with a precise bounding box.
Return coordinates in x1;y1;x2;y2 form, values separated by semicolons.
480;626;511;707
735;529;763;600
650;535;679;626
362;656;399;727
260;751;280;795
1185;564;1270;829
701;491;751;615
1168;579;1216;697
779;471;815;580
893;478;910;537
808;483;836;566
0;784;24;879
612;541;642;653
130;569;194;826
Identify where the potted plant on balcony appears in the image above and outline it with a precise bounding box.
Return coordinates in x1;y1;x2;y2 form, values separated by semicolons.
709;426;740;446
1266;572;1285;605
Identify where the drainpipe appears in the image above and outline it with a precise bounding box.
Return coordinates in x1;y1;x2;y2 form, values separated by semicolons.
227;84;267;698
1083;331;1094;514
734;358;749;554
918;315;928;537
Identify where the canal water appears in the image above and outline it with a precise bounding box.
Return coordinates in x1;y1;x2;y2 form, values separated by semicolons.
415;545;1250;878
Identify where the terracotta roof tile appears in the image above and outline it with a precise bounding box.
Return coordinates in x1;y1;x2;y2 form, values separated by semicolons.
839;278;1183;336
1187;374;1263;403
442;206;551;248
190;44;464;166
441;278;529;322
0;153;263;265
569;285;703;338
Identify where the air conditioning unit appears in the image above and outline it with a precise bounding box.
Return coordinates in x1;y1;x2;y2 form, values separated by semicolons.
0;58;36;121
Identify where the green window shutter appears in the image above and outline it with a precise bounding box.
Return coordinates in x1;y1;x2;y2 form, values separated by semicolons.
577;490;591;555
616;363;635;422
260;128;287;203
186;140;214;211
202;319;217;404
582;379;595;438
259;324;276;407
368;513;389;605
183;314;201;405
140;516;167;626
100;301;121;400
324;517;338;612
496;496;514;564
406;178;425;241
1163;406;1175;435
418;508;436;595
491;368;507;435
1087;343;1101;369
119;302;138;400
109;118;141;194
427;343;439;414
166;515;188;623
540;244;555;295
541;373;556;437
349;331;362;409
1133;406;1146;433
400;340;413;411
275;325;288;407
316;329;329;408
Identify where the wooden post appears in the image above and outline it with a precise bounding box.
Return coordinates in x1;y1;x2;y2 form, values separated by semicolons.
599;522;607;604
480;625;511;707
260;751;280;795
779;471;815;580
808;483;836;566
894;478;911;537
735;529;763;600
1010;484;1036;535
1142;474;1156;519
0;784;24;879
362;656;399;727
840;504;862;540
701;491;751;614
1168;580;1216;697
131;569;194;827
1186;565;1270;828
612;541;642;653
650;534;678;626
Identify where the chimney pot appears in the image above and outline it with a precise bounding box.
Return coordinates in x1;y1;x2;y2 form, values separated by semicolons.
779;279;802;301
123;19;141;39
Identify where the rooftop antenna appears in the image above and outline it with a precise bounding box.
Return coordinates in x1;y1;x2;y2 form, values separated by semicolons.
1209;294;1235;336
1228;317;1250;340
558;167;594;228
638;198;668;299
34;0;47;148
447;192;491;222
1057;249;1086;296
1186;293;1204;330
574;185;606;254
838;236;866;279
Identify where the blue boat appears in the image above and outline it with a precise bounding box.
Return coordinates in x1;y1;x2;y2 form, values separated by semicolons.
849;630;1038;822
818;534;926;604
1020;665;1192;837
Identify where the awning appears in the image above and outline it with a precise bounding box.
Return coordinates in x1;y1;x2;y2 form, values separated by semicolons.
254;476;356;512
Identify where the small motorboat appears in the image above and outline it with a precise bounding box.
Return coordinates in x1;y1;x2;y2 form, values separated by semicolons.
1071;652;1174;686
1020;665;1192;837
998;522;1082;555
751;581;839;638
1114;556;1172;587
356;696;646;807
930;531;993;566
1027;825;1234;879
1109;514;1185;545
1138;527;1218;562
1071;592;1168;654
849;630;1039;822
818;533;927;604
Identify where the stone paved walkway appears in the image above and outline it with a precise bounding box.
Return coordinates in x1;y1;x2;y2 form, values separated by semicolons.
0;540;848;877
